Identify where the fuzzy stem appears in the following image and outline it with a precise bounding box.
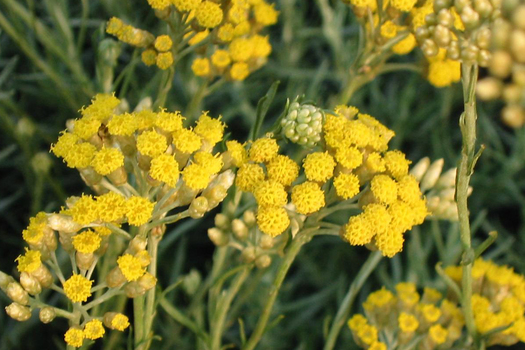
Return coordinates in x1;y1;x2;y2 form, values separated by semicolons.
456;62;479;343
242;229;314;350
323;251;383;350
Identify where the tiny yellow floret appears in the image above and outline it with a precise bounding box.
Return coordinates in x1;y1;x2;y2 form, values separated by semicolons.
291;181;325;215
154;35;173;52
249;138;279;163
63;274;93;303
195;1;224;28
125;196;155;226
72;230;102;254
65;327;84;348
150;154;180;187
254;180;288;207
303;152;336;183
84;319;105;340
182;163;212;190
117;254;146;281
16;249;42;273
266;155;299;186
235;163;265;192
257;206;290;237
334;173;360;199
91;147;124;176
137;130;168;158
192;58;211;77
371;174;398;205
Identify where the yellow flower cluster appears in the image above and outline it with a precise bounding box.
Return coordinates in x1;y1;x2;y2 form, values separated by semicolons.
445;258;525;346
349;283;464;349
426;49;461;88
64;313;129;348
190;0;278;80
323;107;428;257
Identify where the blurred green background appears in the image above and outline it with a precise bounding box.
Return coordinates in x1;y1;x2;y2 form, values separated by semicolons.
1;0;524;349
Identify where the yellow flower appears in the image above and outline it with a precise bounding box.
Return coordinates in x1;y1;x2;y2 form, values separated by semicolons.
375;227;404;257
217;23;235;42
365;152;386;173
225;140;247;166
111;313;130;331
371;175;398;205
16;249;42;273
254;180;288;207
126;196;154;226
250;35;272;57
107;113;138;136
335;146;363;170
154;35;173;52
393;33;417;55
397;175;422;204
96;192;127;222
384;150;411;179
195;1;223;28
22;212;47;244
51;132;79;158
64;327;84;348
369;342;387;350
156;52;174;70
106;17;124;36
174;128;202;154
256;206;290;237
150;154;180;187
64;142;97;169
236;163;265;192
81;93;120;121
249;138;279;163
73;117;101;140
333;173;360;199
421;304;442;322
182;163;212;190
380;21;398;39
303;152;336;183
135;110;157;130
72;230;102;254
156;109;184;132
91;147;124;176
188;30;209;45
391;0;417;11
399;312;419;332
344;214;374;245
229;38;254;62
117;254;146;281
254;1;279;26
429;324;448;344
363;203;391;235
192;57;211;77
84;319;105;340
230;62;250;80
357;324;378;345
348;314;368;331
194;151;223;174
211;49;231;68
266;155;299;186
63;274;93;303
194;112;225;146
172;0;202;11
137;130;168;158
70;194;99;225
147;0;171;10
428;59;461;87
142;49;157;66
291;181;325;215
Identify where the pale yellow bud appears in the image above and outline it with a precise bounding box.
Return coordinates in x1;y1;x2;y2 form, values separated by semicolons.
108;167;128;186
214;213;230;229
0;271;15;291
125;281;146;298
137;272;157;291
260;235;275;249
512;6;525;30
208;228;229;246
232;219;249;240
421;159;444;192
127;236;148;255
410;157;431;181
243;210;256;227
20;272;42;296
503;84;522;103
39;307;56;324
435;168;457;188
256;255;272;269
476;77;503;100
461;6;480;29
107;266;127;288
490;50;513;78
76;252;95;270
502;104;525;128
189;196;209;219
7;282;29;305
48;214;81;233
241;247;257;263
5;303;31;321
31;264;53;288
79;167;103;186
182;269;201;296
510;29;525;63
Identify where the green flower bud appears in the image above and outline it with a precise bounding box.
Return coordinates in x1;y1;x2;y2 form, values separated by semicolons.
208;228;229;246
281;98;324;147
255;255;272;269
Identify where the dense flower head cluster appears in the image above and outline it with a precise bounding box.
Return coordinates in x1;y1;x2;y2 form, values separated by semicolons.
476;0;525;128
445;258;525;346
107;0;277;77
0;93;239;347
349;283;464;350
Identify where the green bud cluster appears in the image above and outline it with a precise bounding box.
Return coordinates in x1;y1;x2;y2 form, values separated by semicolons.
417;0;501;66
281;99;324;148
477;0;525;127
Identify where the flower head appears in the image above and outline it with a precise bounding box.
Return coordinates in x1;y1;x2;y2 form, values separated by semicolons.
291;181;325;215
63;274;93;303
117;254;146;282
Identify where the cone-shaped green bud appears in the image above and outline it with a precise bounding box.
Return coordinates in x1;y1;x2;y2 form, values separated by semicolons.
281;98;324;148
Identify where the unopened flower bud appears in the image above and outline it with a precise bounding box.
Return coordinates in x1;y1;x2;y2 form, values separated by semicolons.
214;213;230;229
434;25;451;46
260;235;275;249
135;251;151;267
31;152;52;175
127;236;148;255
512;5;525;29
48;214;81;234
182;269;201;296
208;228;229;246
39;307;56;324
189;196;209;219
435;0;452;12
108;167;128;186
76;252;95;270
503;84;522;103
410;157;431;181
476;27;492;49
20;272;42;295
5;303;31;321
138;272;157;291
502;104;525;128
232;219;249;240
107;266;126;288
256;255;272;269
281;100;324;147
7;282;29;305
436;168;457;188
477;77;503;100
243;210;256;227
510;29;525;63
125;282;146;298
422;39;439;56
31;264;53;288
421;159;444;192
79;167;103;186
461;6;480;29
492;18;512;48
0;271;15;291
241;247;257;263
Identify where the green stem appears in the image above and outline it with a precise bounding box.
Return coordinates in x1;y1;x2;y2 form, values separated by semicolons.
185;79;210;119
323;251;383;350
210;266;252;350
134;296;146;349
456;62;479;343
154;67;175;109
242;230;314;350
141;234;161;350
159;297;209;342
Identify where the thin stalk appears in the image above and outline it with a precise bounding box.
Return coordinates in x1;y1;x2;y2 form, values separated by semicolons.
210;266;252;350
242;229;314;350
141;234;161;350
134;296;146;348
323;251;383;350
456;62;479;343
